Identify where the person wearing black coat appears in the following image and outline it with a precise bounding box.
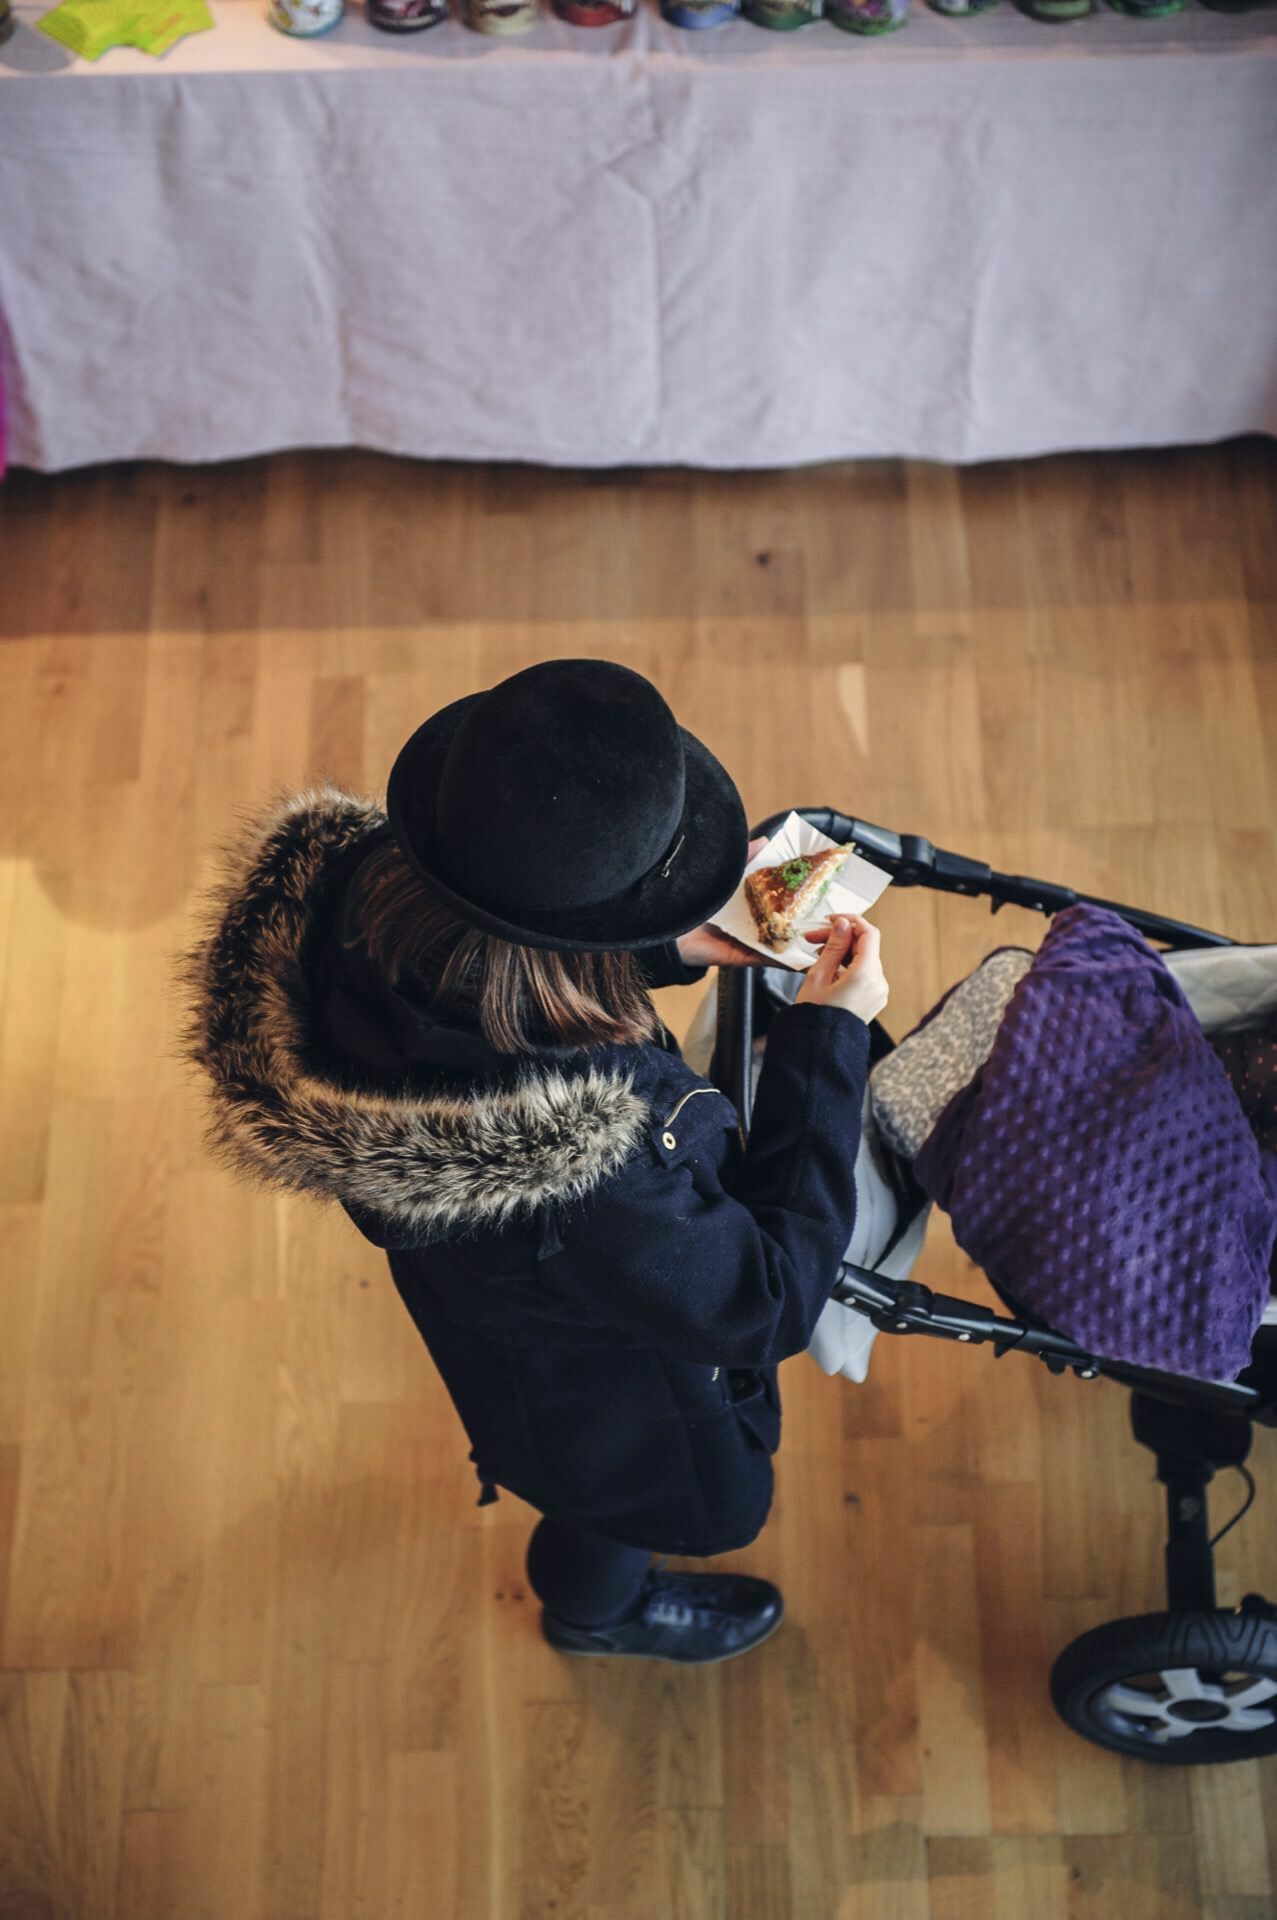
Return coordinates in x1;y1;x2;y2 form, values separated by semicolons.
182;660;889;1665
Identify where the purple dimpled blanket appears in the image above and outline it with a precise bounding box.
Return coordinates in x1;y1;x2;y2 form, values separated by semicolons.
914;906;1277;1380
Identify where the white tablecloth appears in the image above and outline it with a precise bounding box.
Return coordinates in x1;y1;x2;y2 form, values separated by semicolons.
2;0;1276;470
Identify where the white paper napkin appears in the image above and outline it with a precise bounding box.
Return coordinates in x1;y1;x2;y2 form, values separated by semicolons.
712;811;893;970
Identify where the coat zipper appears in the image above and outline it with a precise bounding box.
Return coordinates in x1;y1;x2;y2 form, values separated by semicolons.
661;1084;722;1130
660;1087;724;1380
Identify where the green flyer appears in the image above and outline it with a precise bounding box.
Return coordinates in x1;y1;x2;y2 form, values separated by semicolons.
37;0;214;58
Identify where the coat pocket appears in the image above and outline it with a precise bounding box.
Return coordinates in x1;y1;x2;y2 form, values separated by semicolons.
722;1366;782;1457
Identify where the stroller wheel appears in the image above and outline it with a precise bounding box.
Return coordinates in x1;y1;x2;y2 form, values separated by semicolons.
1050;1604;1277;1765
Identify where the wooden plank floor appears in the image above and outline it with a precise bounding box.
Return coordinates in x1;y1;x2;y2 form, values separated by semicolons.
1;443;1276;1920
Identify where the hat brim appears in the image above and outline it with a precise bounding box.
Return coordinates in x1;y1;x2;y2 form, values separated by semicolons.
386;692;748;953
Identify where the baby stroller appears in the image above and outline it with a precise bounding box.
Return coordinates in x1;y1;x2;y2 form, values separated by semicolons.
707;807;1277;1769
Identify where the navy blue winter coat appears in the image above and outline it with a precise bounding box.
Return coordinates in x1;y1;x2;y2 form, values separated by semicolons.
183;791;868;1556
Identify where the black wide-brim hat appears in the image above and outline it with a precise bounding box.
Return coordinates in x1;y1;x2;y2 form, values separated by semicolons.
386;659;748;953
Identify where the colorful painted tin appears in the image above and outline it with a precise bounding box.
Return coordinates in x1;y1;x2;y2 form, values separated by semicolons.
925;0;997;14
553;0;633;20
268;0;343;33
661;0;739;26
742;0;819;25
370;0;448;29
826;0;906;30
460;0;538;26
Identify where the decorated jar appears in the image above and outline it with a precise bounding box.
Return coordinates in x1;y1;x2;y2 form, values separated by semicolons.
925;0;997;14
827;0;906;29
1105;0;1184;15
742;0;819;25
553;0;634;20
370;0;448;28
661;0;739;27
268;0;344;32
460;0;538;26
1015;0;1090;18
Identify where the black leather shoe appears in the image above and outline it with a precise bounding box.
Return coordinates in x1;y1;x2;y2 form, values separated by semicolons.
541;1568;784;1665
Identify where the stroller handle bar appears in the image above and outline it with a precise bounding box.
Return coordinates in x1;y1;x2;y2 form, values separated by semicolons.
709;808;1268;1421
829;1259;1267;1416
750;806;1234;953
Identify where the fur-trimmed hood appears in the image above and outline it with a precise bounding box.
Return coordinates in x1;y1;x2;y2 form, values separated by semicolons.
178;789;650;1241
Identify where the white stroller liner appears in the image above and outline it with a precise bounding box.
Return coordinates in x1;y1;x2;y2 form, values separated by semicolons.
1165;943;1277;1032
683;943;1277;1380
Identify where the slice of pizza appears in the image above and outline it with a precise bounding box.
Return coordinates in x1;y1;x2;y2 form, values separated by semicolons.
744;847;847;953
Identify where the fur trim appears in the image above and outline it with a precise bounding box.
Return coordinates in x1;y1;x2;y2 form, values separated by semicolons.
177;787;649;1238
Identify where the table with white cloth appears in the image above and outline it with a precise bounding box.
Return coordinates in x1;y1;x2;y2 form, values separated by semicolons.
2;0;1275;471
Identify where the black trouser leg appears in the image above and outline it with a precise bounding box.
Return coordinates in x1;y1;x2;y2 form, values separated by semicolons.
525;1515;653;1627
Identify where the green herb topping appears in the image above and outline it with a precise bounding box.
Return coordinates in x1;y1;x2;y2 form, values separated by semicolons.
781;858;812;891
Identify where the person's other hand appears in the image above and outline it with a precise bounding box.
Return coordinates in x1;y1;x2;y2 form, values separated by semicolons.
794;914;889;1024
675;837;769;971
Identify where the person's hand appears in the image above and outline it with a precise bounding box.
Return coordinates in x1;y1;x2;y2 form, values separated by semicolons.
675;837;770;971
794;914;889;1024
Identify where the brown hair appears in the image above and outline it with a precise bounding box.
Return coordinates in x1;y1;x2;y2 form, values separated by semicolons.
353;840;660;1057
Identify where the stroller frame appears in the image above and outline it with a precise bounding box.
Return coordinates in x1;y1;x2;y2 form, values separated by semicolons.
711;808;1277;1764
